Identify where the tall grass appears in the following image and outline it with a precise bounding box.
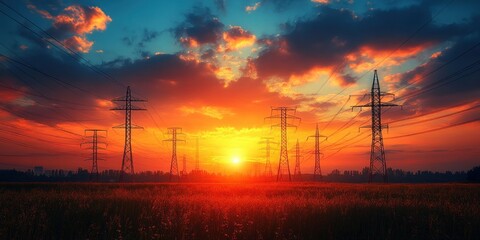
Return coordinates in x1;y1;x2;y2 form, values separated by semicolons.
0;183;478;239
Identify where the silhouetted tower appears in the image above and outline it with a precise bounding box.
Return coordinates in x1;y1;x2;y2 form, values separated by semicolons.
81;129;107;181
164;127;185;181
294;139;302;180
259;137;276;177
266;107;301;181
352;70;399;182
307;123;327;180
195;137;200;171
111;86;146;181
182;154;187;176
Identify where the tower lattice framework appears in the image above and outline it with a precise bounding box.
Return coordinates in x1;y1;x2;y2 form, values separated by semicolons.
81;129;107;181
259;137;276;177
307;124;327;180
164;127;185;181
111;86;146;181
352;70;399;182
266;107;300;181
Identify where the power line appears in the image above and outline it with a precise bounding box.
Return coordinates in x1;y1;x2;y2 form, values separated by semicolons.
0;1;124;88
391;104;480;128
386;118;480;140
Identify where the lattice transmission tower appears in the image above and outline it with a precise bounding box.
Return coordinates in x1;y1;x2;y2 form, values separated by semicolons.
111;86;146;181
81;129;107;181
352;70;399;182
164;127;185;181
307;123;327;180
266;107;301;181
293;139;302;180
259;137;276;177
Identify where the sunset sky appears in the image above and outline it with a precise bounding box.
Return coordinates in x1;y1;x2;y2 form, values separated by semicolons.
0;0;479;174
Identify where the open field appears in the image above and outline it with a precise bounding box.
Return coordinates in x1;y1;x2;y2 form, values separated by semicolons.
0;183;479;240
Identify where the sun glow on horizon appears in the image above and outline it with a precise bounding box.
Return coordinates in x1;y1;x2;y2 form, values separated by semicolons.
232;156;241;165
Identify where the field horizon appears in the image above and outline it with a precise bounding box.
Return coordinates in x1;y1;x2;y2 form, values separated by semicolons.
1;182;479;239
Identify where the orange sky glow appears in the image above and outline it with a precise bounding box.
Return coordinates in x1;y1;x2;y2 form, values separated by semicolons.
1;0;479;175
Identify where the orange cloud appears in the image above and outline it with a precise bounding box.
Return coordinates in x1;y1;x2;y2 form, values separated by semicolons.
179;106;234;120
214;66;236;83
430;51;442;59
223;26;256;50
179;37;199;48
54;5;111;35
311;0;330;4
27;4;53;20
0;88;23;103
348;45;428;72
62;35;93;53
30;4;111;53
245;2;261;13
280;66;353;93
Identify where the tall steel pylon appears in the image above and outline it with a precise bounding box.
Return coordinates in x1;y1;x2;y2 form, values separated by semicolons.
266;107;301;181
81;129;107;181
293;139;302;180
111;86;146;181
259;137;276;177
307;123;327;180
353;70;399;182
164;127;185;181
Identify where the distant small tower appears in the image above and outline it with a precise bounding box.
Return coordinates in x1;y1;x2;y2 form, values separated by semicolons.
164;127;185;181
307;124;327;180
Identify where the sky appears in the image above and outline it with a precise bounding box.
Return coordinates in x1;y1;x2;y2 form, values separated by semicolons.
0;0;479;174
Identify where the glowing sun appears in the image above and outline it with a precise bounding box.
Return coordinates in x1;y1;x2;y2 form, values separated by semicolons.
232;156;241;164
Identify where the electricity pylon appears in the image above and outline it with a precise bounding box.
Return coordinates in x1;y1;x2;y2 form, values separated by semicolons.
259;137;276;177
293;139;302;180
111;86;146;181
81;129;107;181
352;70;399;182
266;107;301;181
164;127;185;181
307;123;327;180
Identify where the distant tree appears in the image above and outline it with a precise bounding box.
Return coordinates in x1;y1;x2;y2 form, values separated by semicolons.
467;166;480;182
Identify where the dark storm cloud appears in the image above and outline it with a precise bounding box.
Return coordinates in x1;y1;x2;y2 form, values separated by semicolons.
393;32;480;114
0;47;116;126
254;4;465;80
0;44;296;126
173;6;224;46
